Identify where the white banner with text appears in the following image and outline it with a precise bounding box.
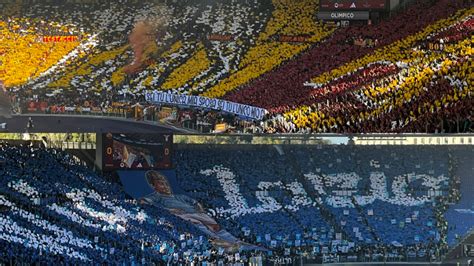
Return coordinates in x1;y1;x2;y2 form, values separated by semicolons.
145;91;268;120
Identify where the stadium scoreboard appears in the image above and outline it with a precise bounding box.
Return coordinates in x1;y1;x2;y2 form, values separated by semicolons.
320;0;387;10
103;133;173;170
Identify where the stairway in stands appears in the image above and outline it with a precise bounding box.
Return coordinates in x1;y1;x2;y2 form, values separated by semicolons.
443;147;474;263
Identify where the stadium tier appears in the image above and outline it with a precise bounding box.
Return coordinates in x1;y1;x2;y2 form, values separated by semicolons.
0;136;472;264
0;0;472;133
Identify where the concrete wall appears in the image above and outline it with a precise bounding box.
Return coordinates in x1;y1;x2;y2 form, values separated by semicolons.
95;133;103;171
390;0;400;10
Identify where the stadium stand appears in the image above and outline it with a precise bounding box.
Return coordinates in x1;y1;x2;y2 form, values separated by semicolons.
174;144;472;263
445;147;474;246
1;0;471;133
0;18;80;87
1;0;473;264
226;0;473;133
0;140;471;264
0;143;213;264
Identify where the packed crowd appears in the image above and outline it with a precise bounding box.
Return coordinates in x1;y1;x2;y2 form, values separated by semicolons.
5;0;274;105
1;0;473;133
225;0;473;133
174;144;473;263
0;143;257;264
443;147;474;246
1;0;330;122
0;18;80;87
0;141;472;263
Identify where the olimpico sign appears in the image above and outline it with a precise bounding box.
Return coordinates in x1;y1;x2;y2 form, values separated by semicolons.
317;11;370;20
145;91;268;120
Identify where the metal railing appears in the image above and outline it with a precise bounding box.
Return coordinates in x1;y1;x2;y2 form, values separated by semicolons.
60;142;96;150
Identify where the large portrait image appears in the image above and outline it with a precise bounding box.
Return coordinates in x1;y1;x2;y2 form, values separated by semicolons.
144;171;231;240
117;164;263;251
